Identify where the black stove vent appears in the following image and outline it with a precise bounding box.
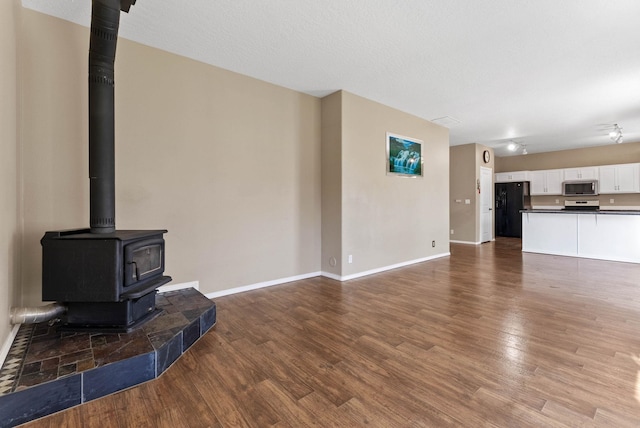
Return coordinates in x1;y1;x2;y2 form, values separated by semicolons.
89;0;122;234
41;0;172;332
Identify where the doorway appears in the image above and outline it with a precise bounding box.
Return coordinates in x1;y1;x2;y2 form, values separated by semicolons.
480;167;493;243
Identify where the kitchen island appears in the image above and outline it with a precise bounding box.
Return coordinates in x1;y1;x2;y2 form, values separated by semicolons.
521;209;640;263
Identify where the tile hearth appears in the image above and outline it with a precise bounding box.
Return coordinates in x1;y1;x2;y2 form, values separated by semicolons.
0;288;216;427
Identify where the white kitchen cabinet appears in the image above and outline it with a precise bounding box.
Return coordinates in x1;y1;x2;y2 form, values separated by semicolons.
495;171;530;183
578;214;640;263
598;163;640;193
563;167;599;181
530;169;563;195
522;212;578;255
522;211;640;263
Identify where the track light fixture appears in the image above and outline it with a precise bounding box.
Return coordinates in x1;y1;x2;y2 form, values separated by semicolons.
507;141;527;154
609;124;623;144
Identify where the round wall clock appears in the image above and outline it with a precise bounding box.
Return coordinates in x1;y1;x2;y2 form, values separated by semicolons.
483;150;491;163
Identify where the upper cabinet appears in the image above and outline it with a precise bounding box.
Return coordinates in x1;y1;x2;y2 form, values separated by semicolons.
563;167;599;181
599;163;640;193
496;163;640;194
530;169;563;195
495;171;530;182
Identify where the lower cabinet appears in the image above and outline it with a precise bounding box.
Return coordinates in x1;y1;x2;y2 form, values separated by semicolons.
578;214;640;262
522;213;578;255
522;212;640;263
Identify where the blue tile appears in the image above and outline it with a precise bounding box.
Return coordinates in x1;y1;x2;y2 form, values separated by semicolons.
182;319;200;352
1;289;216;425
200;304;217;335
0;374;81;428
83;352;155;402
156;332;182;375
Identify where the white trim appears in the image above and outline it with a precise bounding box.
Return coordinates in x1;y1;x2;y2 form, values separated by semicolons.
0;324;21;368
532;205;563;210
324;253;451;282
157;280;199;293
205;272;322;299
450;240;481;245
600;206;640;211
204;253;453;297
320;271;342;281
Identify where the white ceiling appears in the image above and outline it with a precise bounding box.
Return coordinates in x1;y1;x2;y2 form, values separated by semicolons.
21;0;640;156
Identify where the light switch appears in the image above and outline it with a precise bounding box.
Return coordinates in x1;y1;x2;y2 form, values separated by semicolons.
465;199;471;204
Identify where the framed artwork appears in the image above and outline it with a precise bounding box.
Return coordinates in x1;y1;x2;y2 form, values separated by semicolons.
386;132;423;177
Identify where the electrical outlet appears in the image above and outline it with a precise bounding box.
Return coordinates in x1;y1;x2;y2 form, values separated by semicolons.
432;240;436;247
555;199;559;204
450;229;454;235
610;198;614;204
348;254;353;264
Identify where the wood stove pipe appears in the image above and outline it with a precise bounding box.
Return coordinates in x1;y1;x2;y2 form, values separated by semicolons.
88;0;136;233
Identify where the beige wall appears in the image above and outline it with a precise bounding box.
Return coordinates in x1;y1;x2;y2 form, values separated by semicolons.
449;144;495;243
495;141;640;172
450;145;476;242
321;92;343;276
13;9;451;315
496;142;640;207
20;10;88;304
19;10;322;304
1;0;20;346
336;91;449;276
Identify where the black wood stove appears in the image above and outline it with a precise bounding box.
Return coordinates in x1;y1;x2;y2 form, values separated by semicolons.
41;229;171;332
41;0;171;332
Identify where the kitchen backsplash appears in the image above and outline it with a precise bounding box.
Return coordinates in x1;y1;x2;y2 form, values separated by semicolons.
532;193;640;209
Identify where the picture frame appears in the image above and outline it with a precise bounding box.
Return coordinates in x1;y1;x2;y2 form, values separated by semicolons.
386;132;424;177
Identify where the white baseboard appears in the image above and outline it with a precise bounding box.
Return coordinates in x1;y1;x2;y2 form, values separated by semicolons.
0;324;20;369
205;272;322;299
203;252;454;298
320;271;342;281
157;281;200;293
450;240;481;245
323;252;451;281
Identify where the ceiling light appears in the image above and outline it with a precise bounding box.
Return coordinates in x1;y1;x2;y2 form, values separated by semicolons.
609;124;623;144
505;141;527;155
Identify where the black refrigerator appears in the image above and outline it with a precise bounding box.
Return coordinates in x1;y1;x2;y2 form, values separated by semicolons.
495;181;531;238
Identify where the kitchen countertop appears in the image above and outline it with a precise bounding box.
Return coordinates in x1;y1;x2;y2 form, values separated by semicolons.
521;209;640;215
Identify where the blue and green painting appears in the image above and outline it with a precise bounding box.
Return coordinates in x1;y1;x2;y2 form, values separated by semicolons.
388;135;422;176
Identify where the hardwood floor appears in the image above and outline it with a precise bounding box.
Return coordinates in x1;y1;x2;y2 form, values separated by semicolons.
23;238;640;427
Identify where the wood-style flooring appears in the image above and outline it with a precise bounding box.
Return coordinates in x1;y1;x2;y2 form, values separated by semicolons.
23;238;640;427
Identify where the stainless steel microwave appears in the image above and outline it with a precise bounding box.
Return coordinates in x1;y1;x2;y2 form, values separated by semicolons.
562;180;598;196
